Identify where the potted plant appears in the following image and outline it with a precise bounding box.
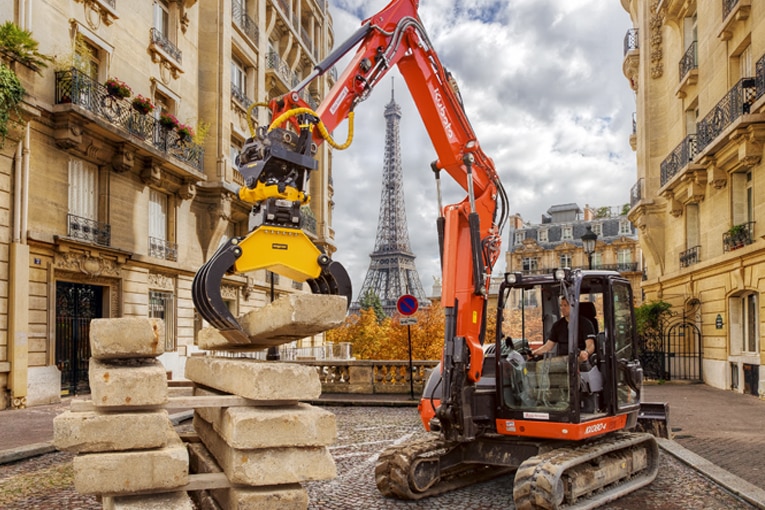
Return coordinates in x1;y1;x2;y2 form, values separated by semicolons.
131;94;154;115
104;77;131;99
177;122;195;142
158;111;179;130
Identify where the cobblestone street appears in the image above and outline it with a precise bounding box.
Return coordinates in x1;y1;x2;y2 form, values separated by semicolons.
0;405;756;509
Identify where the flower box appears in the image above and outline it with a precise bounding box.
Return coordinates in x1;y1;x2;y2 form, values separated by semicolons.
131;95;154;115
177;123;195;141
104;77;132;99
158;112;179;130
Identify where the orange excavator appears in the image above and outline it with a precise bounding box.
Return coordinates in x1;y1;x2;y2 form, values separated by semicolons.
192;0;666;507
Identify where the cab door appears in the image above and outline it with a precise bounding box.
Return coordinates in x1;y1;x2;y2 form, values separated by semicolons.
608;279;641;413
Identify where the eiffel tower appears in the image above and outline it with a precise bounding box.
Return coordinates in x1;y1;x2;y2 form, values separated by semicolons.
352;80;429;316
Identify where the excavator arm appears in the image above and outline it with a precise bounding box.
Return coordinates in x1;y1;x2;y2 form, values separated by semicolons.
193;0;508;440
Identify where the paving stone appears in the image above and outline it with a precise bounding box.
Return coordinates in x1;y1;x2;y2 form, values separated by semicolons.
102;491;194;510
193;413;336;486
73;426;188;495
193;387;335;449
89;358;168;407
90;317;164;359
197;294;347;350
185;357;320;401
188;442;308;510
53;410;169;453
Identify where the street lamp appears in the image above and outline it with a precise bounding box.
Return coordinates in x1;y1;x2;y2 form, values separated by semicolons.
581;225;598;269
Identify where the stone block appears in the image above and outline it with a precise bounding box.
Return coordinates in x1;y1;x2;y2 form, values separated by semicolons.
73;427;188;495
89;358;168;407
26;365;61;406
102;491;194;510
54;410;169;453
193;388;335;449
188;442;308;510
197;294;347;351
193;414;336;486
90;317;164;359
185;357;320;401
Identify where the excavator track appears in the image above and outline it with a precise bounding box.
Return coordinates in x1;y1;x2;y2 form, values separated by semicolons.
374;436;514;500
512;432;659;510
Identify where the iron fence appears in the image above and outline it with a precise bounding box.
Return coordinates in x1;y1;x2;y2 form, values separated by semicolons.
679;41;697;82
623;28;638;55
150;27;182;64
67;213;111;246
723;221;755;252
697;78;756;152
232;0;259;44
630;178;643;209
679;245;701;268
55;69;204;171
660;134;697;187
149;236;178;261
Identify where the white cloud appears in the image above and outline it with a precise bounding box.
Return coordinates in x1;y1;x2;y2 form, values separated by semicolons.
324;0;634;299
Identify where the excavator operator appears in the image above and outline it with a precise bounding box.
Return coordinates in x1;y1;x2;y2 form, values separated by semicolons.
531;295;596;363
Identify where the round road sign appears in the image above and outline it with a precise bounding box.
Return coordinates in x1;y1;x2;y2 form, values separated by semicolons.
397;294;419;316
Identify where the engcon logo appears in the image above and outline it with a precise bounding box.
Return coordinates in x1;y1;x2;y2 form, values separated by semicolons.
272;243;289;250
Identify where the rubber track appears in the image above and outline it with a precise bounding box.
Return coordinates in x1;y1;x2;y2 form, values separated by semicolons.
512;432;659;510
374;436;513;500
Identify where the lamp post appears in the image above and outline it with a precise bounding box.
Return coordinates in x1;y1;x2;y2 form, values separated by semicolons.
581;226;598;269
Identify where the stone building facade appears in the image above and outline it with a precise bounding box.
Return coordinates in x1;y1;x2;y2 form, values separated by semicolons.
621;0;765;395
0;0;336;408
506;203;643;301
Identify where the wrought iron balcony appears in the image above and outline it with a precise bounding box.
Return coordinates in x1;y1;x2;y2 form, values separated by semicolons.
723;221;755;252
232;0;259;45
301;206;317;235
149;236;178;262
660;134;697;187
266;50;295;88
54;69;204;171
630;178;643;209
679;245;701;268
150;28;182;64
624;28;638;56
68;214;111;246
697;77;756;152
723;0;741;20
231;83;253;108
756;53;765;101
679;41;697;82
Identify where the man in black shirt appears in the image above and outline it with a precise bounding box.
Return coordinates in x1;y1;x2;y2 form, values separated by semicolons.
531;295;595;362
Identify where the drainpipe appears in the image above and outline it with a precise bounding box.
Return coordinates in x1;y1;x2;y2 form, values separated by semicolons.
8;123;30;408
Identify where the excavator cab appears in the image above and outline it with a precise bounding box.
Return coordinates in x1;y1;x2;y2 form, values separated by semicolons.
495;269;644;435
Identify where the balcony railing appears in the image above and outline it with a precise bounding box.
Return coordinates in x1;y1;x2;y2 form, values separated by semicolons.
68;214;111;246
679;41;697;82
301;205;317;235
630;178;643;209
150;28;182;64
632;111;637;134
231;83;253;109
697;77;756;152
55;69;204;171
232;0;259;45
660;134;697;187
723;0;740;20
518;262;639;275
149;236;178;261
624;28;639;56
679;245;701;268
266;50;295;87
756;53;765;100
723;221;755;252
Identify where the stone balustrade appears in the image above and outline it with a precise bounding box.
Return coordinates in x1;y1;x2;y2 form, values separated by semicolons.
293;360;439;395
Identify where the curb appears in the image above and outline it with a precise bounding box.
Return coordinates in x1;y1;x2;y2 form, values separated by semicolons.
0;442;56;465
658;438;765;509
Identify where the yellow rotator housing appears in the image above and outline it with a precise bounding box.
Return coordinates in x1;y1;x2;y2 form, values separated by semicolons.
238;181;309;206
232;224;322;281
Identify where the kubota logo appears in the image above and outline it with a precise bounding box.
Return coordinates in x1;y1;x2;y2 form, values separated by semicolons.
585;423;607;434
433;89;454;140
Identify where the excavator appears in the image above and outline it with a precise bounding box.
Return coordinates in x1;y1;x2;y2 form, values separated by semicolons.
192;0;666;507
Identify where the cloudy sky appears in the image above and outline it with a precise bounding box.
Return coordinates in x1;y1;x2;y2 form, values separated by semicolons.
324;0;635;299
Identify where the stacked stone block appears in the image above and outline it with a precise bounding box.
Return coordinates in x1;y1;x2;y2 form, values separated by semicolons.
54;318;192;509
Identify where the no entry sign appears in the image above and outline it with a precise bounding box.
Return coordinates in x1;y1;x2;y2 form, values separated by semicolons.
397;294;419;316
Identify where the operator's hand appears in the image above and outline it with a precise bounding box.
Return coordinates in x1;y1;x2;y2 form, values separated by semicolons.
578;350;590;362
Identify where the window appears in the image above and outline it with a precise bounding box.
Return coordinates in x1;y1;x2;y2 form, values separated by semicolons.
149;190;177;261
68;158;97;221
538;229;548;242
619;220;632;235
730;292;759;355
611;281;637;410
154;0;170;39
514;231;524;245
562;225;573;240
617;249;632;267
231;57;246;94
149;290;175;351
74;38;100;81
522;257;538;273
559;253;571;268
591;223;602;237
731;171;752;225
686;203;699;248
590;252;602;269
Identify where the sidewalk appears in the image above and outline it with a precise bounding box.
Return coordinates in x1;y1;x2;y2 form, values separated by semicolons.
1;384;764;507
